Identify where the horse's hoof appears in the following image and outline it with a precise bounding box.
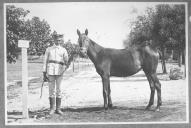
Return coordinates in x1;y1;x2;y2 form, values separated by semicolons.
104;105;109;110
155;106;160;112
145;106;152;111
108;104;113;108
155;109;160;112
104;107;109;111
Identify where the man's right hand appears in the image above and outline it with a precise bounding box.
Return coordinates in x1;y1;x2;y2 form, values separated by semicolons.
43;72;49;82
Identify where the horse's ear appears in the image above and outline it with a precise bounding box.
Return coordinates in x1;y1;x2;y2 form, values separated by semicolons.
77;29;81;36
85;29;88;35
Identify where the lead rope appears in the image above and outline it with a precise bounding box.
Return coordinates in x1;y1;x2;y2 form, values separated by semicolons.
40;81;44;99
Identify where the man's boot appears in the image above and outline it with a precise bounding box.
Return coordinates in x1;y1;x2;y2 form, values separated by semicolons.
49;97;55;115
55;97;64;115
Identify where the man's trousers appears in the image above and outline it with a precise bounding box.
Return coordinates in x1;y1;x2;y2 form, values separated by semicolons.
48;75;63;98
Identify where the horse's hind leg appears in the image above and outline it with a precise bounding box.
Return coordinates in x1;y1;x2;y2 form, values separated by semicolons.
145;73;155;110
108;81;112;108
151;73;162;111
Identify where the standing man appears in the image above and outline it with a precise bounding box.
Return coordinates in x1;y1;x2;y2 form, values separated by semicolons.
43;33;68;115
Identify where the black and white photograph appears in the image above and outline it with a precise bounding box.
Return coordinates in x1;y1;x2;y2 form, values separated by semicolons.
4;1;189;125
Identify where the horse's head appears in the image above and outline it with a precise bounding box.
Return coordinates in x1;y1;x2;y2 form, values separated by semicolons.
77;29;90;55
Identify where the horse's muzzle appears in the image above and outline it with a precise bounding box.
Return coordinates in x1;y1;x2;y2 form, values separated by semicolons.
80;47;87;55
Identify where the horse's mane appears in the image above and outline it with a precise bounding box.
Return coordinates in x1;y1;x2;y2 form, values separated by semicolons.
89;39;104;51
90;39;103;47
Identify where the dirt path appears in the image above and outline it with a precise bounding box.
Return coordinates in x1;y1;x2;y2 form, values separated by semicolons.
7;66;188;124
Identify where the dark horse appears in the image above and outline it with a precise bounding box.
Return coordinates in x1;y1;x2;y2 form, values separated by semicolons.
77;29;162;111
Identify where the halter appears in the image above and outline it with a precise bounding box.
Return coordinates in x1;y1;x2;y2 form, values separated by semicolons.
77;29;90;55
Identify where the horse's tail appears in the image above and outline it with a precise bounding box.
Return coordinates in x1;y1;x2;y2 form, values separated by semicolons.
157;49;162;60
136;40;152;49
144;40;152;46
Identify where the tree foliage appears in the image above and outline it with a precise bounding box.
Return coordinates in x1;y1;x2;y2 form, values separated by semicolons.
6;5;55;63
62;39;81;66
124;7;155;48
124;4;185;72
24;17;52;56
6;5;29;63
125;4;185;50
154;4;185;49
62;40;80;58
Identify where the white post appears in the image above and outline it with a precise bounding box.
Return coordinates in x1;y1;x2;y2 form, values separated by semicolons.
18;40;29;119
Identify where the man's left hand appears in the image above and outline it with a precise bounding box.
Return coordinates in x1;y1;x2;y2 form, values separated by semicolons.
43;72;49;82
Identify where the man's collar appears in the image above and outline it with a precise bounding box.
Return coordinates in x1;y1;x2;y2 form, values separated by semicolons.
53;44;60;48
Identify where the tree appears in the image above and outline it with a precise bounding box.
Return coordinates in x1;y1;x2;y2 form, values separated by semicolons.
6;5;53;63
62;39;81;68
24;17;52;56
125;4;185;73
124;7;155;48
6;5;29;63
62;40;81;59
154;5;185;67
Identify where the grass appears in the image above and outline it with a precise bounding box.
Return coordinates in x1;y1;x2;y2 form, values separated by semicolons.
7;59;43;83
6;57;93;84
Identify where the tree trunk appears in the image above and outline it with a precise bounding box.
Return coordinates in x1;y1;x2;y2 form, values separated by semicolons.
73;58;75;72
169;50;173;61
182;49;185;65
178;49;182;67
161;47;167;74
182;48;186;78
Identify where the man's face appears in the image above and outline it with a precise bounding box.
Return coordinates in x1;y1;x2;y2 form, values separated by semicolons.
55;39;61;45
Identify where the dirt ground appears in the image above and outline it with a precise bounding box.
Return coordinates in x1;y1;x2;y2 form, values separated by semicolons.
6;64;188;124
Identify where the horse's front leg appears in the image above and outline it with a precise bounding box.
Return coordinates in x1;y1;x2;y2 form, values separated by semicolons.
101;75;110;110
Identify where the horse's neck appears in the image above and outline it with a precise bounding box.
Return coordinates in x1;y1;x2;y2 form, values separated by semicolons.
87;39;103;64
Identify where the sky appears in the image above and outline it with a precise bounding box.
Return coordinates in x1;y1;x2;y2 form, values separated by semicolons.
8;2;160;49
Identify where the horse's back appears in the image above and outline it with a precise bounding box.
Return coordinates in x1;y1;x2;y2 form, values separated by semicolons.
98;46;159;76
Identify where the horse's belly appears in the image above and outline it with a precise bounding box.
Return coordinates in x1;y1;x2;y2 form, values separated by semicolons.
110;65;141;77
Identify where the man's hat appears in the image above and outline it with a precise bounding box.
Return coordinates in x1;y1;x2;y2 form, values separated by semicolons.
52;31;63;41
54;34;63;41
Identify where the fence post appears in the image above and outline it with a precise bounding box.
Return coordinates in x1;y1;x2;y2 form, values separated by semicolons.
78;56;79;71
18;40;29;119
73;58;74;72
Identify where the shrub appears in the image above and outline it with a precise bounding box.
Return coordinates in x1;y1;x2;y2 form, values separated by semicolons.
169;67;183;80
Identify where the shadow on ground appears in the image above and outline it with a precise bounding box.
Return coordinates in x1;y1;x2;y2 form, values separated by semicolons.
7;101;186;123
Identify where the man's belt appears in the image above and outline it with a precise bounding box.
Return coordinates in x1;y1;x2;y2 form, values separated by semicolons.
48;60;64;65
